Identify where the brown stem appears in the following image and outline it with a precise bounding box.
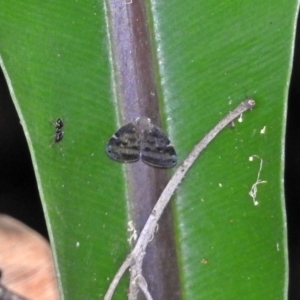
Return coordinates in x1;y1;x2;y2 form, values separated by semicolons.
106;0;180;299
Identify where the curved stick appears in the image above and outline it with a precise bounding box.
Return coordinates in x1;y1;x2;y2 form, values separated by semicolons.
104;99;256;300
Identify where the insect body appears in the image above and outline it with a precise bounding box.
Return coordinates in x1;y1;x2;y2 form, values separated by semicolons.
53;118;64;143
55;118;64;131
106;117;177;168
54;130;64;143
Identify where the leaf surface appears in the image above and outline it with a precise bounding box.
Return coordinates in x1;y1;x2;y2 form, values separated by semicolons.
0;0;297;299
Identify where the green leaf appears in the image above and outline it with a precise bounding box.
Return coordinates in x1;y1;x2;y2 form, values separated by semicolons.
0;0;296;299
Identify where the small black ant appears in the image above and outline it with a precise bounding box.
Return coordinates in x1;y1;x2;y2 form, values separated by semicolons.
51;118;64;145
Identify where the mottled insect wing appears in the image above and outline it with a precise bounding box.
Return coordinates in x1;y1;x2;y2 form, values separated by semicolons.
141;124;177;168
106;122;140;162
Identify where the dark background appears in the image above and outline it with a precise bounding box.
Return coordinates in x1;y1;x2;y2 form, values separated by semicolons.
285;14;300;300
0;27;299;299
0;67;48;239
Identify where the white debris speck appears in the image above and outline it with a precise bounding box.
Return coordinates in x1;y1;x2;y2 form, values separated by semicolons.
127;221;137;244
238;113;243;123
260;126;266;134
248;155;267;206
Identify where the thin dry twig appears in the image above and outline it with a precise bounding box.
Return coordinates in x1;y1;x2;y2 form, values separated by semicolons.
104;98;256;300
136;275;153;300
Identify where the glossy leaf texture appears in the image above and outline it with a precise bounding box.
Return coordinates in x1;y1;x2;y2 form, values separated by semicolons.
0;0;297;299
